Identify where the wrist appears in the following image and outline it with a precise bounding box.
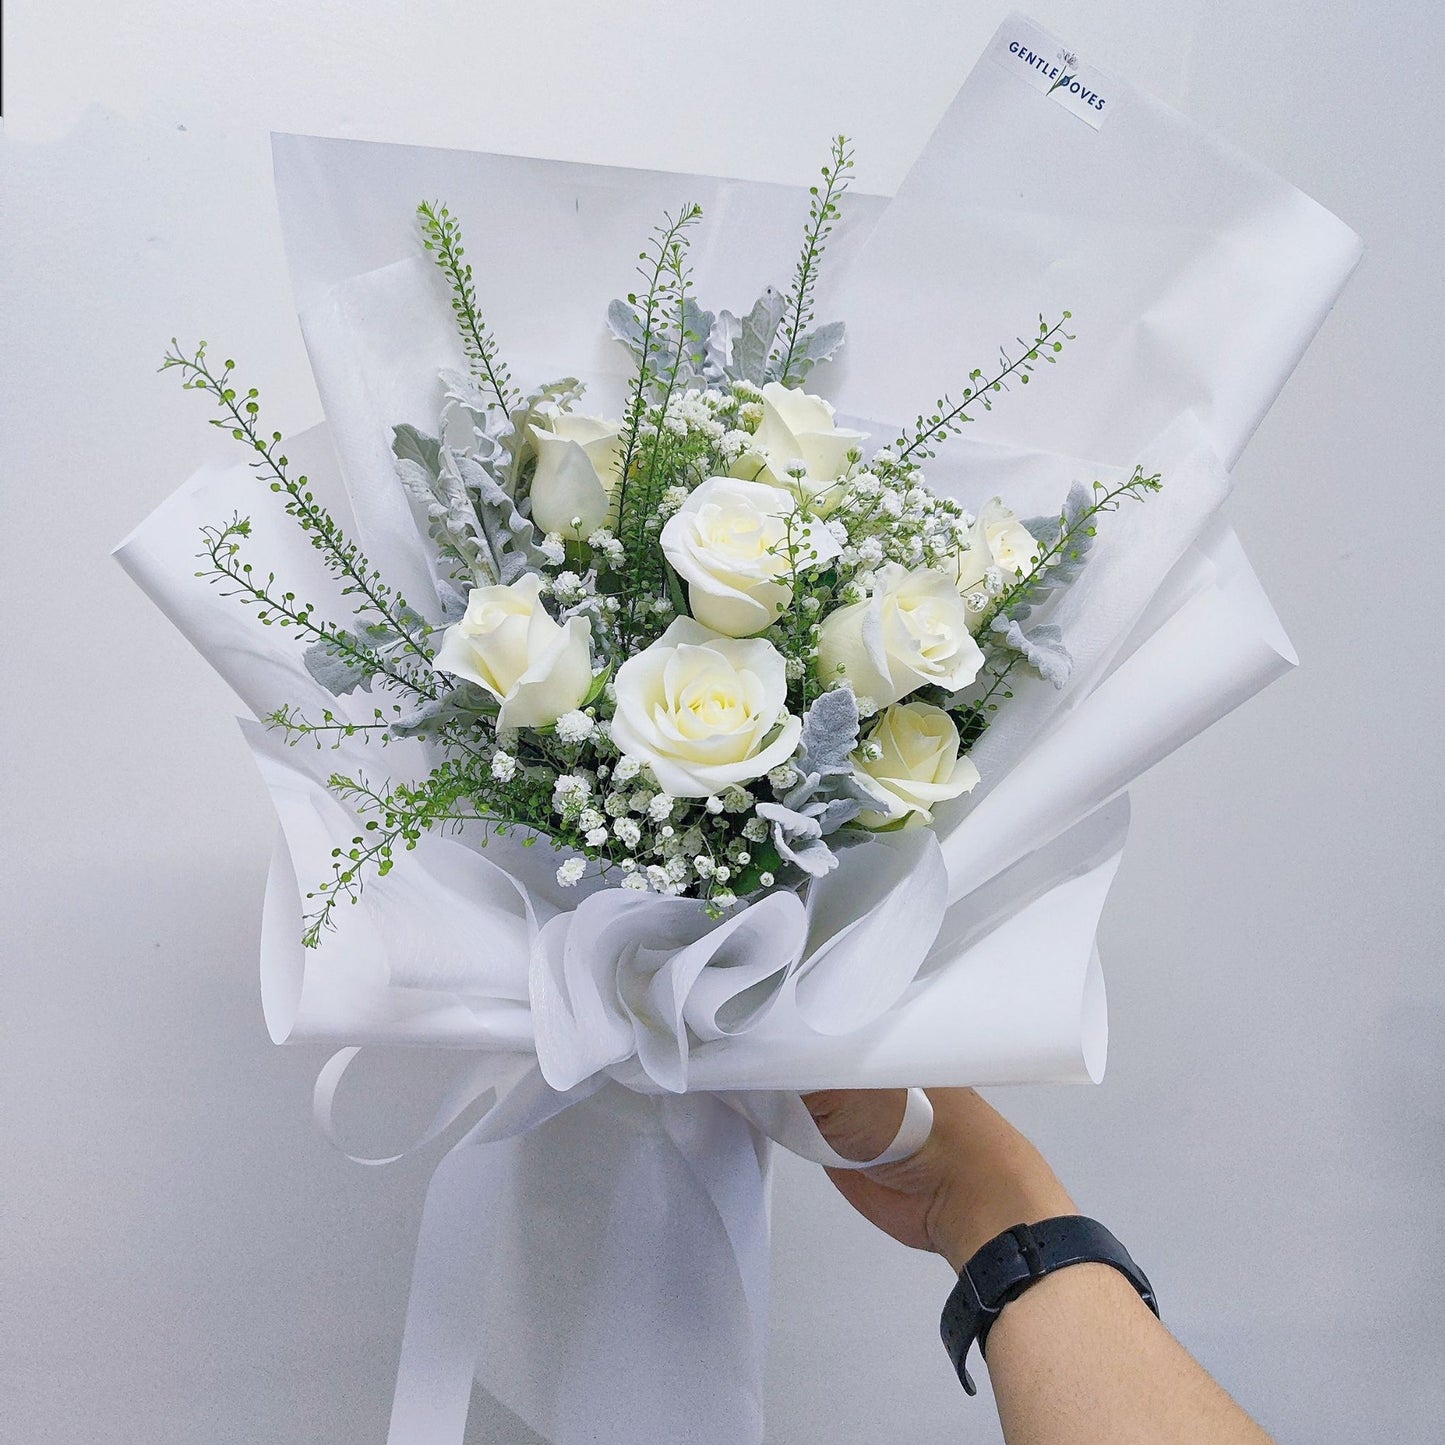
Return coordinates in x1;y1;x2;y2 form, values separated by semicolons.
927;1148;1074;1271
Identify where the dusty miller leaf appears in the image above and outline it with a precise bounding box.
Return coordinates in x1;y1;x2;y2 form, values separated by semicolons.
767;689;873;838
606;298;645;359
765;319;845;384
394;424;492;588
454;452;550;584
722;288;787;386
390;682;497;738
754;801;838;878
992;618;1073;688
304;635;374;697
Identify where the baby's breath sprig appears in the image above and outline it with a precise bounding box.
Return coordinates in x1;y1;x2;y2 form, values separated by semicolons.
773;135;854;387
896;313;1074;463
163;343;441;697
417;201;520;413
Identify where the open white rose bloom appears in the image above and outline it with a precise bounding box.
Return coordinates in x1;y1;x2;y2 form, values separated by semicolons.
114;16;1359;1445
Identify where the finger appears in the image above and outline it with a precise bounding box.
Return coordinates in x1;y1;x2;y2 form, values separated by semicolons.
802;1088;909;1163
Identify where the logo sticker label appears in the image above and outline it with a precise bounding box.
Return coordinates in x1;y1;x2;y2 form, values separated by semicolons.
989;17;1115;131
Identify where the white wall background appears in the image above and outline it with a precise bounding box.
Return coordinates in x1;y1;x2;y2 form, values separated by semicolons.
2;3;1441;1442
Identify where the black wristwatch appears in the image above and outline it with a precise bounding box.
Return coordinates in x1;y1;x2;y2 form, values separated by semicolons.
940;1215;1159;1394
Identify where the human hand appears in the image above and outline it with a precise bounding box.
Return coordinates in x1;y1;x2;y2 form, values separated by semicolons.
802;1088;1076;1270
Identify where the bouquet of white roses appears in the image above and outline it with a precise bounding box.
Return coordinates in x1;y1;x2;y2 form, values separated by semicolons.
164;141;1156;954
116;18;1358;1442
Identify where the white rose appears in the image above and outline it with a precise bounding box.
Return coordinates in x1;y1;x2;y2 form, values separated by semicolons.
529;414;624;540
610;617;802;798
953;498;1042;631
855;701;980;828
736;382;867;513
816;563;985;707
660;476;841;637
820;563;988;705
433;573;594;730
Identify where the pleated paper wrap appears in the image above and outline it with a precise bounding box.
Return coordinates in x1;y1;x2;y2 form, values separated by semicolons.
115;15;1359;1443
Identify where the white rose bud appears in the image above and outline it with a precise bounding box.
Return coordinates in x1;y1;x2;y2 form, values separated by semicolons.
952;498;1042;631
815;563;985;706
855;701;980;828
733;382;867;514
433;573;594;730
609;617;802;798
660;476;841;637
528;414;624;540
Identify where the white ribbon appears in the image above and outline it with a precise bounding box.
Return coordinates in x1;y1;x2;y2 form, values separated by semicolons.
314;1049;934;1445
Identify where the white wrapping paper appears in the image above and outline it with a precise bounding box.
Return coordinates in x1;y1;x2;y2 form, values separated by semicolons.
115;15;1359;1442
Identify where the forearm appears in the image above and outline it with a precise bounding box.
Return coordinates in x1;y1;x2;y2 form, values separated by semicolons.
807;1087;1275;1444
983;1262;1275;1445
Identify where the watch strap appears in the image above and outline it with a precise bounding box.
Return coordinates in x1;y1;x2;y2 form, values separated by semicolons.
940;1215;1159;1395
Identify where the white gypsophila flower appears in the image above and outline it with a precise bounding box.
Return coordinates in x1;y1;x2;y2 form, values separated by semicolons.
705;795;724;814
609;618;802;798
854;700;980;828
555;710;597;744
983;565;1005;596
550;570;588;605
714;866;731;883
660;476;840;637
621;872;649;891
815;563;985;707
767;764;798;791
585;827;609;848
628;789;654;814
556;857;587;887
857;536;884;565
647;793;675;823
721;785;753;813
713;891;737;909
577;807;604;833
587;527;626;568
694;855;716;878
613;818;642;848
742;816;769;842
490;750;518;782
552;774;591;816
434;574;594;730
539;533;566;566
613;754;641;784
528;414;623;541
604;791;630;818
